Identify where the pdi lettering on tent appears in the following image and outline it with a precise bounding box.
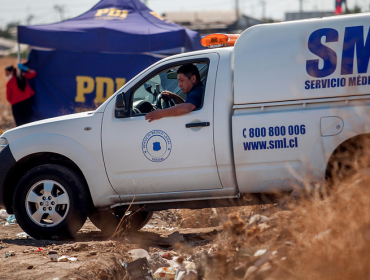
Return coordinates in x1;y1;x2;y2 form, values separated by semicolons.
75;76;126;103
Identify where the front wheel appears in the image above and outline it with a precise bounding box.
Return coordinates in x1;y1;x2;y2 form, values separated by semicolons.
13;164;88;240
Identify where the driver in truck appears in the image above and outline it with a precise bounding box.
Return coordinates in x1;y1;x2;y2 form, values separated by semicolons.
145;63;203;122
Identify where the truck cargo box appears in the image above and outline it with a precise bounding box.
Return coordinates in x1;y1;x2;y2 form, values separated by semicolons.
234;13;370;105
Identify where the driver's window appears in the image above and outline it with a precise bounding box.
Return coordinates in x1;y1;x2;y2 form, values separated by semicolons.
131;61;208;115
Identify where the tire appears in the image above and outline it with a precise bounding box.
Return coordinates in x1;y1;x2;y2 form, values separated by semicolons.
89;210;153;236
13;164;88;240
326;136;370;185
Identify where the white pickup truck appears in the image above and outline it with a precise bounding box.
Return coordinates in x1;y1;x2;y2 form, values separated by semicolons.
1;13;370;239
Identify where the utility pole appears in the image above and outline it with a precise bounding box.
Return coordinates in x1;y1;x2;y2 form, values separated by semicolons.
299;0;303;19
26;14;35;25
26;6;34;25
235;0;240;20
54;5;65;21
260;0;266;20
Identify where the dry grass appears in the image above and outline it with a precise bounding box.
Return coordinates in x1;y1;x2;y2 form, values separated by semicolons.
194;136;370;280
176;205;272;228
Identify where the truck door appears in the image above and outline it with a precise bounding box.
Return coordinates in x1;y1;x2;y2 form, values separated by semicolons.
101;53;222;201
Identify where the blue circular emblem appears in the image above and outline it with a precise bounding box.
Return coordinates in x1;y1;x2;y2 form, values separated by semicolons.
142;130;172;162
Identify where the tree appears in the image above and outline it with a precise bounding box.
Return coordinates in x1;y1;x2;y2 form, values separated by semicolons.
0;21;20;40
345;4;362;14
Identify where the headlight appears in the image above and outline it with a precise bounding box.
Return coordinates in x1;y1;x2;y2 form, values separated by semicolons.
0;137;8;152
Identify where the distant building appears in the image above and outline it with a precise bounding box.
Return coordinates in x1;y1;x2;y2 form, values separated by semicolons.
0;37;27;57
164;11;266;35
285;11;335;21
0;38;16;51
229;15;266;34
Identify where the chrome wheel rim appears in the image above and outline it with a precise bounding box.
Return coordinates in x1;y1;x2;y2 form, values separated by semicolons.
25;180;70;227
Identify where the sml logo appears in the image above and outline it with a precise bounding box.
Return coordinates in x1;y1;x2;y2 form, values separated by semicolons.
305;26;370;90
95;8;129;20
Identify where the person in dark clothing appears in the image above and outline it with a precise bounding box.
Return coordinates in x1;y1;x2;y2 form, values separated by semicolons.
5;64;37;126
145;63;204;122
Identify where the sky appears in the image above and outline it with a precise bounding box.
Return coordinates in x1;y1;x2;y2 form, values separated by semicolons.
0;0;369;28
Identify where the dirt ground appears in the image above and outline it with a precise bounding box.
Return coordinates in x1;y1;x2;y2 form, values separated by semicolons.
0;210;230;280
0;203;293;280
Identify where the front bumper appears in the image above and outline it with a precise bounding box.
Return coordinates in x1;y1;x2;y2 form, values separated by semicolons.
0;145;16;209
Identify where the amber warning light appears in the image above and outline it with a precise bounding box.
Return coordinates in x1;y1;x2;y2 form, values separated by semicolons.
201;34;240;48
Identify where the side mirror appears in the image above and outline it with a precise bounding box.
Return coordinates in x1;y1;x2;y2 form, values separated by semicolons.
116;92;125;108
115;92;128;118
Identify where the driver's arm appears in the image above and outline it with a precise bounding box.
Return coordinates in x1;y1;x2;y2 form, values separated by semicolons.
145;103;195;122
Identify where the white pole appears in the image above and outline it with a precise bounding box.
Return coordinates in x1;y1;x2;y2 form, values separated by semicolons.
17;43;21;64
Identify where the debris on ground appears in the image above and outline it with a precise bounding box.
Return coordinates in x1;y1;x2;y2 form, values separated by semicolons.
58;255;78;262
6;215;16;224
248;214;269;225
149;252;171;272
128;248;150;260
0;209;10;220
124;257;154;280
153;266;176;279
1;214;16;226
15;232;34;239
48;250;58;261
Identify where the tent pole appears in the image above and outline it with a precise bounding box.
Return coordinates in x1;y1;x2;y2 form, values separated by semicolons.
148;29;151;65
17;43;21;64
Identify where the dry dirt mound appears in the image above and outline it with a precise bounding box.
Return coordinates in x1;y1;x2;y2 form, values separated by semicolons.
197;179;370;279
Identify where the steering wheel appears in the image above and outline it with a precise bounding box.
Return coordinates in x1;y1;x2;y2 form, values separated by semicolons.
156;93;176;109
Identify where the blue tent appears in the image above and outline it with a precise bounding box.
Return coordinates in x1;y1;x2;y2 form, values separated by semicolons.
17;0;203;120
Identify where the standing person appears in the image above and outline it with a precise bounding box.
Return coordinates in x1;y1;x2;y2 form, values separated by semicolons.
5;64;37;126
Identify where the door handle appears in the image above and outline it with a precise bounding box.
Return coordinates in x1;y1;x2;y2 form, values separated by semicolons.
185;122;210;128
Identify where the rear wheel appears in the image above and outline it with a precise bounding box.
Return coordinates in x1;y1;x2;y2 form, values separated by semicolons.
89;210;153;236
326;135;370;185
13;164;88;240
